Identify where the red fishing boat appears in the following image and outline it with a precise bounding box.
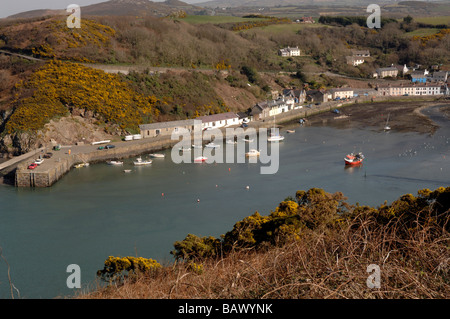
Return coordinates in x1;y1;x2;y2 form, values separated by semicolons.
344;152;364;165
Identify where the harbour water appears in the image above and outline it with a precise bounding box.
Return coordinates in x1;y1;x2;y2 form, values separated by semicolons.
0;105;449;299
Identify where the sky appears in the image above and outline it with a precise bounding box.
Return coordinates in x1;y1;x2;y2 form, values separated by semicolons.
0;0;203;18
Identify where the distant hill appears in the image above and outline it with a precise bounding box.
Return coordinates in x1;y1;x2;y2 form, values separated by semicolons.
196;0;377;8
6;0;207;19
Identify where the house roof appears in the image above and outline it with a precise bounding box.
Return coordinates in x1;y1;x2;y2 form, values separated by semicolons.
330;88;354;93
377;67;398;72
352;50;370;55
139;119;198;131
196;112;238;123
282;88;305;98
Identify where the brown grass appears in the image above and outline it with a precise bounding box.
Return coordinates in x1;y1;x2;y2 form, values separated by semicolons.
78;207;449;299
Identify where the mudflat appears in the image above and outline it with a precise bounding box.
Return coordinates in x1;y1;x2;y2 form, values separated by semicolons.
305;101;450;134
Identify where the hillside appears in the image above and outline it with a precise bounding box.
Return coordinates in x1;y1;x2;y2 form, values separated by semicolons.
6;0;206;19
80;187;450;299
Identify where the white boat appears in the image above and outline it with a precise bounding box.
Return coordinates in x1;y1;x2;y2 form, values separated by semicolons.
246;149;260;157
123;169;132;173
226;140;237;145
107;160;123;166
133;157;152;166
384;113;391;130
268;135;285;142
286;130;295;133
192;144;203;149
74;163;84;168
242;138;254;143
194;156;208;162
268;115;284;142
205;142;221;148
149;153;165;158
180;147;191;152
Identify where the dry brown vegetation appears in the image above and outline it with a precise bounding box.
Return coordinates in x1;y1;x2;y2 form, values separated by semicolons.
79;187;449;299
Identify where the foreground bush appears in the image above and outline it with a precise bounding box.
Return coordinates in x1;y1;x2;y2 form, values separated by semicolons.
83;187;449;299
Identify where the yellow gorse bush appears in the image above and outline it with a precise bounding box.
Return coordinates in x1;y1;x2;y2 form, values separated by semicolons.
97;256;161;283
6;60;161;133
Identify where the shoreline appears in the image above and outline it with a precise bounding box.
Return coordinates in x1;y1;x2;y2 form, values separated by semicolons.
298;100;449;135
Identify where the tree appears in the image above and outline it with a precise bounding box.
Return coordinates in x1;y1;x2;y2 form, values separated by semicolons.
240;65;259;84
403;15;413;24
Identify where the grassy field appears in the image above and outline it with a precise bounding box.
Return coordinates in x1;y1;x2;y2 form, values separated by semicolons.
182;15;267;25
240;22;326;34
404;28;440;38
413;16;450;25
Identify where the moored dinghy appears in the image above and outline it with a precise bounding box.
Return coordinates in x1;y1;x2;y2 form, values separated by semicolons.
107;160;123;165
344;152;364;165
194;156;208;163
133;157;152;166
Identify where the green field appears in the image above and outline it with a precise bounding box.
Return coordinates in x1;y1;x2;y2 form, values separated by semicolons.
404;28;440;38
182;15;267;24
414;16;450;25
240;22;326;34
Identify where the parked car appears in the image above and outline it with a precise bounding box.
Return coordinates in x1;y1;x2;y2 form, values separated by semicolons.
35;158;44;165
105;144;116;149
241;123;248;128
43;152;53;159
28;163;38;170
53;145;61;151
97;146;105;150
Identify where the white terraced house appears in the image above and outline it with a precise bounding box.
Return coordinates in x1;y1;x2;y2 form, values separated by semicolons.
376;82;446;96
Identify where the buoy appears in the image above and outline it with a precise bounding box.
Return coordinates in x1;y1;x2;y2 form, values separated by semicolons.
162;193;164;196
197;199;200;203
246;186;250;190
229;168;231;171
216;185;218;188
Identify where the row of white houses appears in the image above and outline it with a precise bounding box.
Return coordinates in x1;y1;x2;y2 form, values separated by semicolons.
376;82;449;97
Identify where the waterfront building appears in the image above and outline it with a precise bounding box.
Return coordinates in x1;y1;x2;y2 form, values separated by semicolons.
376;82;445;96
329;88;354;100
196;112;240;130
139;119;200;138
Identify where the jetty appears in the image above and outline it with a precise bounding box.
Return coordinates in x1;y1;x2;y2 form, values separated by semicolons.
12;136;178;187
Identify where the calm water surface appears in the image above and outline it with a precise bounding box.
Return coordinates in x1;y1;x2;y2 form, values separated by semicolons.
0;105;449;298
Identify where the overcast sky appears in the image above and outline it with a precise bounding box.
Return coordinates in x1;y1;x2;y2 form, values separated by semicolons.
0;0;203;18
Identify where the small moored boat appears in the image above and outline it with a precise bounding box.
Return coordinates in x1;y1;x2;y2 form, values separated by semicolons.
194;156;208;163
344;152;364;165
205;142;220;148
246;149;260;157
107;160;123;166
268;134;285;142
149;153;165;158
133;157;152;166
